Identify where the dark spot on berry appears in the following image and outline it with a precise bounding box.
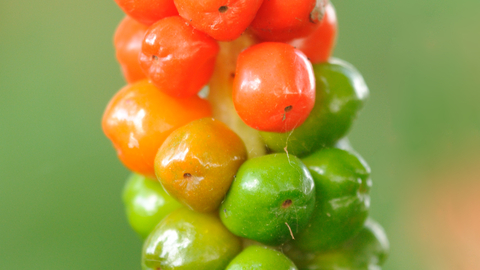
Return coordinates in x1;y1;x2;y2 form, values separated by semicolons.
230;72;235;78
219;6;228;13
184;173;192;179
282;199;293;208
282;106;292;121
151;55;159;61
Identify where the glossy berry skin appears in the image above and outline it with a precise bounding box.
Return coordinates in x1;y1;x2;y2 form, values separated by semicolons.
285;219;389;270
102;80;212;178
226;246;298;270
140;16;220;98
260;59;368;157
174;0;264;41
232;42;315;132
142;208;242;270
220;153;315;246
249;0;325;42
154;118;247;212
294;148;371;252
114;16;149;84
122;173;182;239
114;0;178;26
289;2;337;64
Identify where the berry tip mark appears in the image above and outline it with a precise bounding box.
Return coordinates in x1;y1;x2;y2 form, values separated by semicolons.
218;6;228;13
282;199;293;208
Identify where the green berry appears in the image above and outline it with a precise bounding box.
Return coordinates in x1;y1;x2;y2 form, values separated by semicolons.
294;148;371;251
142;208;242;270
219;153;315;246
285;219;389;270
122;173;182;239
226;246;298;270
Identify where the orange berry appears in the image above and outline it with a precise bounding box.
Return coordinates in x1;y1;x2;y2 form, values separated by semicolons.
102;80;212;178
155;118;247;212
289;3;337;63
232;42;316;132
250;0;326;42
174;0;264;41
140;16;220;98
114;0;178;26
114;16;149;84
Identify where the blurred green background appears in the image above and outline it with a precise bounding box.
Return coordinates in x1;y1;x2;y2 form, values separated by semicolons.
1;0;479;269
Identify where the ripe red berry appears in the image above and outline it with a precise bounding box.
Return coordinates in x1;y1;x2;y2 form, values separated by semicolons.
249;0;327;42
232;42;315;133
174;0;264;41
289;3;337;64
139;16;220;98
114;0;178;26
114;16;149;84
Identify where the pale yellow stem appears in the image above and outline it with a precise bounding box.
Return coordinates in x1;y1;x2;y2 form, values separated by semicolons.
208;35;266;159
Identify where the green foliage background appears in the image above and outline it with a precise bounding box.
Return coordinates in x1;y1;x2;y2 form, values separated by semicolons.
1;0;479;269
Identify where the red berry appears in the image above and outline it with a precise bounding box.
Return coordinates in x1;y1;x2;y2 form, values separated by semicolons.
249;0;326;42
174;0;264;41
114;0;178;25
139;16;220;98
289;3;337;64
114;16;149;84
232;42;315;132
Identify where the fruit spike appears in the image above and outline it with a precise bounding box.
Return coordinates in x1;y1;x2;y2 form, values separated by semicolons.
207;34;266;159
104;1;390;268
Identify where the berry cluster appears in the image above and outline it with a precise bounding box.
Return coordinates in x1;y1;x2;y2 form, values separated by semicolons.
104;0;389;269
